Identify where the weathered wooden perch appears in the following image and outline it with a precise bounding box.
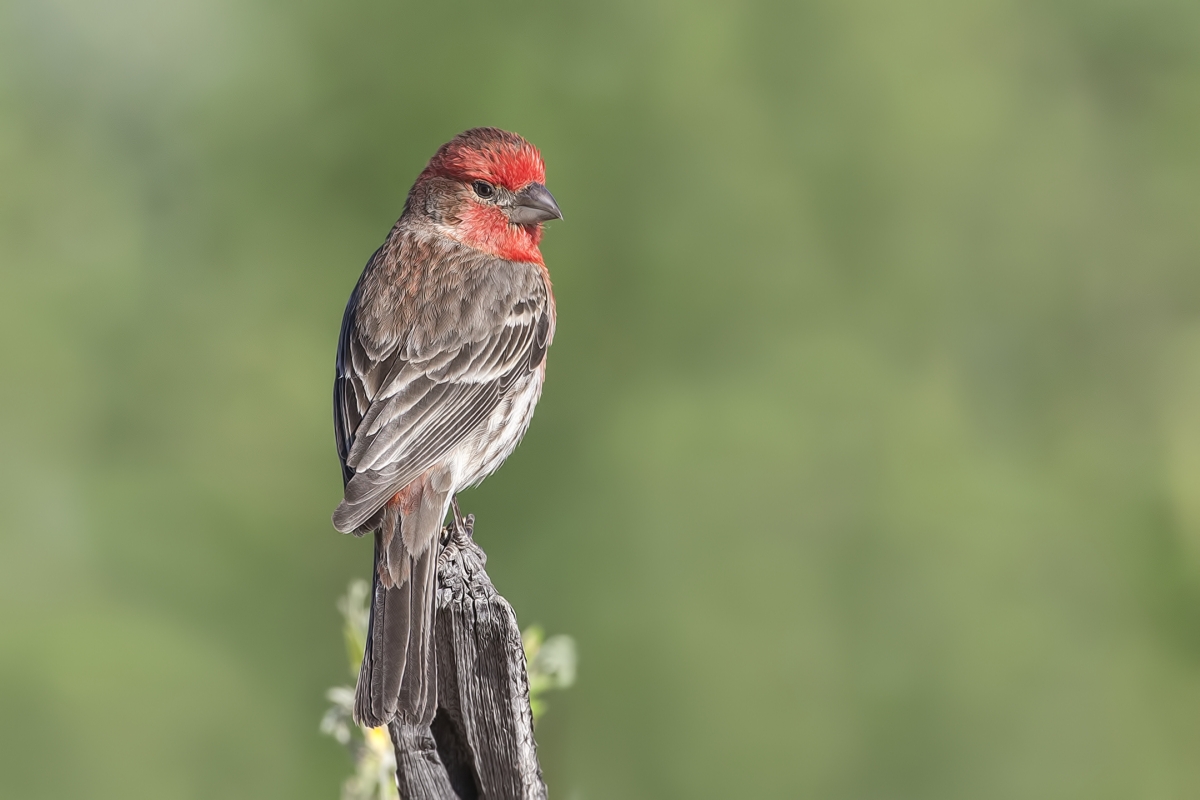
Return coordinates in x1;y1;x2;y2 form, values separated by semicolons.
388;515;547;800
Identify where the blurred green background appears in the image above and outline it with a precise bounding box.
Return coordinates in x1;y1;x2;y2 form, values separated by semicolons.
3;0;1200;797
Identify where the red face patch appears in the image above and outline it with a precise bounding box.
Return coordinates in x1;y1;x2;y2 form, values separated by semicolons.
456;202;545;263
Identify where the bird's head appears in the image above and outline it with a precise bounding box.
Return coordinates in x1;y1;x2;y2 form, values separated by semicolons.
409;127;562;263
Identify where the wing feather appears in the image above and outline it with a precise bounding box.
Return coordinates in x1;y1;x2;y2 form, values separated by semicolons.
332;248;551;533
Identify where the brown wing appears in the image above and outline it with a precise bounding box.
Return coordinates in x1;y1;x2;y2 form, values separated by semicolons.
332;250;551;533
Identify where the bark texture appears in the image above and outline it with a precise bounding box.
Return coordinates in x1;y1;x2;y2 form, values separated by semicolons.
388;516;547;800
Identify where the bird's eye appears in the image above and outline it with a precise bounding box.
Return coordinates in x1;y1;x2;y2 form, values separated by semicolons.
472;180;495;199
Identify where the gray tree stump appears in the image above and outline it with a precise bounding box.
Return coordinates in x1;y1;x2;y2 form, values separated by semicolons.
388;515;547;800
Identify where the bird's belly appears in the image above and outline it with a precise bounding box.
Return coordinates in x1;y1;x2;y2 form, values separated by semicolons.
448;371;544;491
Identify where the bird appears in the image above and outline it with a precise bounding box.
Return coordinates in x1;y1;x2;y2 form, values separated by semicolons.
331;128;561;729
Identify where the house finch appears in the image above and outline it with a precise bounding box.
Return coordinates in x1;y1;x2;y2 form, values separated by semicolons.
332;128;562;728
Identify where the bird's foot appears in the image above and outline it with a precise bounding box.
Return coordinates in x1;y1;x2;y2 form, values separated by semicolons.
450;495;475;541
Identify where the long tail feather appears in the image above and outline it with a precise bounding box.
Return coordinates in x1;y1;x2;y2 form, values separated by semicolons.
397;542;438;722
352;482;447;728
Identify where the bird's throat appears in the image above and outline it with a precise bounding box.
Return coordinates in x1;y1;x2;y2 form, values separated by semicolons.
456;205;544;264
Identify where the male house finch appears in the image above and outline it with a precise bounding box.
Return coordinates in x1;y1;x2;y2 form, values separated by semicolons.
332;128;561;727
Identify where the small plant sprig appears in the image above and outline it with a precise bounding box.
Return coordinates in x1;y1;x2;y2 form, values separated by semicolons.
319;580;396;800
522;624;577;722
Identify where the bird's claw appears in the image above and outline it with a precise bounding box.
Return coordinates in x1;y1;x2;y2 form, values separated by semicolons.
449;495;475;541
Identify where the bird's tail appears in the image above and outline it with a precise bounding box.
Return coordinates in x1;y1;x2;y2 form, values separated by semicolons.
352;478;448;728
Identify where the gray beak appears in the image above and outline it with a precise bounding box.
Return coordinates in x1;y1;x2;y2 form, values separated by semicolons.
507;182;563;225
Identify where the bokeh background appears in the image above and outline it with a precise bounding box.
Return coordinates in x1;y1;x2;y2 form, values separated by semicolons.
3;0;1200;797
